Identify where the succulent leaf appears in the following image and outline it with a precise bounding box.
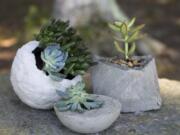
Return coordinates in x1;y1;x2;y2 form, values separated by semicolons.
114;21;123;27
56;82;104;113
128;43;136;55
41;43;68;80
127;31;139;43
114;41;124;54
131;24;145;33
36;19;92;77
128;17;136;28
108;23;120;32
110;18;145;60
120;23;128;35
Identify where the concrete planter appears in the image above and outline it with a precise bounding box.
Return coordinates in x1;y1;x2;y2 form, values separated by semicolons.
91;56;162;113
10;41;82;109
54;95;121;134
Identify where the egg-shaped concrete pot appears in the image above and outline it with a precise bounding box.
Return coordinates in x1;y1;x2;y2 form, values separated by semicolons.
10;41;82;109
54;95;121;134
91;56;162;113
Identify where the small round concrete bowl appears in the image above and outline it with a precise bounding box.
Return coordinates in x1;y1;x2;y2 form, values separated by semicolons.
54;95;121;134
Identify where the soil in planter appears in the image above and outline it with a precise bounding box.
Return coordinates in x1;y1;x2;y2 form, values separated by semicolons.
32;47;74;80
108;56;151;68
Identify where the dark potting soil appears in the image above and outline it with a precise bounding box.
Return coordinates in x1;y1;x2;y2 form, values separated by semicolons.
32;47;74;80
100;55;153;70
111;57;144;68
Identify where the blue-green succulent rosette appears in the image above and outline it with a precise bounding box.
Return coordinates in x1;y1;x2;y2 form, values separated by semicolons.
41;43;68;81
55;81;104;113
35;19;92;82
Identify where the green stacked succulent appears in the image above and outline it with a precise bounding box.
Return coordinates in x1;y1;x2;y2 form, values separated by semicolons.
35;19;92;77
109;18;144;60
56;82;104;113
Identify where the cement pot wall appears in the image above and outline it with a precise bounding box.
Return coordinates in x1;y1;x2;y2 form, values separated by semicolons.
91;56;162;112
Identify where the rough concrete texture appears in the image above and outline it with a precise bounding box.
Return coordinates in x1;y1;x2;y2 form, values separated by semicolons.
91;56;162;112
10;41;82;109
54;95;121;134
0;74;179;135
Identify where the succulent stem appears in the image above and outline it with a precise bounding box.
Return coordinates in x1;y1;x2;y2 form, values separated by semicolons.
109;18;145;61
125;42;129;60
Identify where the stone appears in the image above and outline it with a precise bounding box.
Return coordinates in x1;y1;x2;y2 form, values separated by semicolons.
54;95;121;134
10;41;82;109
0;74;180;134
91;56;162;112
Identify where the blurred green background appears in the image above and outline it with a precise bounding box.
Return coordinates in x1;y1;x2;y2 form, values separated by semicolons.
0;0;180;80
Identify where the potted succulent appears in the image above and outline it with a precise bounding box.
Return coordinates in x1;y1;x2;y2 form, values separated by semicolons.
10;19;92;109
91;18;162;112
54;81;121;134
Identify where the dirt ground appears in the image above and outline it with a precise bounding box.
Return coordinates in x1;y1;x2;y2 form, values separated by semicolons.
0;0;180;80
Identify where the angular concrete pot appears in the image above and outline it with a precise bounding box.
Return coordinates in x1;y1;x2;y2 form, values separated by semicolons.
91;56;162;113
10;41;82;109
54;95;121;134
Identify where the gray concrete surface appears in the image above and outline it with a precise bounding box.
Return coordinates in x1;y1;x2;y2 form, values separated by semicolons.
0;74;179;135
91;56;162;112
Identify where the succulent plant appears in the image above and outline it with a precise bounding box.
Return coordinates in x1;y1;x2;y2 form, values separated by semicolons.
109;18;145;60
56;82;104;113
41;43;68;80
35;19;92;77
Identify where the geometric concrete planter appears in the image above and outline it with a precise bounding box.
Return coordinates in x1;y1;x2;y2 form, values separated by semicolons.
91;56;162;113
54;95;121;134
10;41;82;109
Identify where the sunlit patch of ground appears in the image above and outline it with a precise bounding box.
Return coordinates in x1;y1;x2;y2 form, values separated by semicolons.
0;36;17;74
0;38;17;48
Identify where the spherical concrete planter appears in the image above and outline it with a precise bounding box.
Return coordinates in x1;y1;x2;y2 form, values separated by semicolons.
91;56;162;113
54;95;121;134
10;41;82;109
